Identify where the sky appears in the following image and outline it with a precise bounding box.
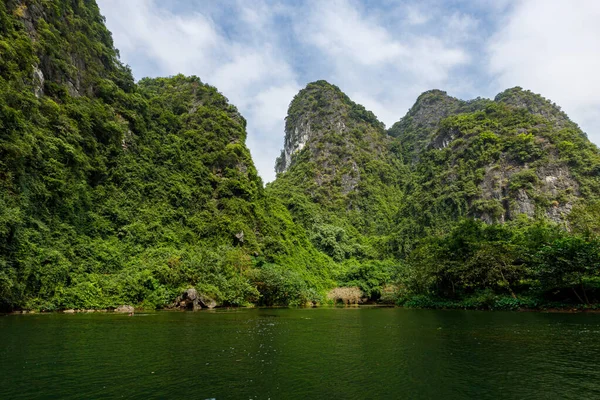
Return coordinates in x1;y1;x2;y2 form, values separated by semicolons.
97;0;600;183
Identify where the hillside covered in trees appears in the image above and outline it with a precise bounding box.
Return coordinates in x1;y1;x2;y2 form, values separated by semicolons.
1;0;600;312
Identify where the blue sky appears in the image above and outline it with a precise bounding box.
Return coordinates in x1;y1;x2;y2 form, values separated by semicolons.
97;0;600;182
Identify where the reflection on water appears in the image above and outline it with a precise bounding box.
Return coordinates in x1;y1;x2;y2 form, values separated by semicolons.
1;308;599;399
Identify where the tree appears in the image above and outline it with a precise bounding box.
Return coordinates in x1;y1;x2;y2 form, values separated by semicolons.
534;236;600;304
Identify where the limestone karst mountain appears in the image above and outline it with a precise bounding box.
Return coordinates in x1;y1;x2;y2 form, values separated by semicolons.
272;82;600;248
269;81;406;261
388;87;600;244
1;0;599;311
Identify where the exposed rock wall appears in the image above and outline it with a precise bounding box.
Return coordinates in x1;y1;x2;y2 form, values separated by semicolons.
274;80;390;199
388;86;595;226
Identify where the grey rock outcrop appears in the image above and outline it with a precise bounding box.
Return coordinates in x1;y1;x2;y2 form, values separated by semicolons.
32;65;44;98
275;119;312;174
198;294;217;309
389;86;586;226
273;80;390;202
180;288;201;310
114;305;135;313
477;162;578;224
171;288;218;310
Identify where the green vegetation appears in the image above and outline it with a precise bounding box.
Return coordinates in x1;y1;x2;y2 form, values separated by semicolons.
1;0;600;312
0;0;330;311
398;219;600;309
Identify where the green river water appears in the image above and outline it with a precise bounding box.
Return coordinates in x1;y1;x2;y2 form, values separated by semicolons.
1;307;599;399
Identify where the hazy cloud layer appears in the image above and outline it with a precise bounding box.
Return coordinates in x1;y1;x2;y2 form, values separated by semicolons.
488;0;600;141
98;0;600;182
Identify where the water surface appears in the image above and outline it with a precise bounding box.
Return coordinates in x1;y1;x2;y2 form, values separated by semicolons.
1;308;599;399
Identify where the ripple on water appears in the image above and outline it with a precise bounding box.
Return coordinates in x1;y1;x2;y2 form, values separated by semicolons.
0;308;599;399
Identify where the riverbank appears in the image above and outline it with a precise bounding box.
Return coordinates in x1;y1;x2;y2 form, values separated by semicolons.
4;301;600;315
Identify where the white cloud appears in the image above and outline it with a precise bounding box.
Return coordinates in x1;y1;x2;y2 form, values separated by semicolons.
98;0;481;181
444;12;480;43
98;0;300;182
405;6;430;26
98;0;600;184
301;0;470;76
245;83;301;180
296;0;471;126
101;1;220;75
488;0;600;142
251;84;301;133
303;1;407;67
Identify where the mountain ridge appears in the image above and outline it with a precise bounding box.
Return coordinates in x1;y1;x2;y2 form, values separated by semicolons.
270;79;600;307
2;0;600;311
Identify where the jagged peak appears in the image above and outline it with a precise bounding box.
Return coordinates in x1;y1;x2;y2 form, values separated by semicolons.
138;74;246;127
387;89;469;139
387;86;575;143
412;89;456;105
286;81;347;122
494;86;572;126
276;80;385;174
287;80;382;127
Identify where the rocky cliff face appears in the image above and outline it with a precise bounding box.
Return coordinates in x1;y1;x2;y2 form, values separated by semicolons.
268;81;406;260
275;82;600;257
477;162;579;224
275;118;312;174
386;87;598;228
273;80;393;197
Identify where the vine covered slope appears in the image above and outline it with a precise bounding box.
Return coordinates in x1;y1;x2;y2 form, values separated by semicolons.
2;0;600;311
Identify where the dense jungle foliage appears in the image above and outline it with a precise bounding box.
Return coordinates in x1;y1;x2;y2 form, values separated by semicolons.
1;0;599;312
269;81;600;310
0;0;332;311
